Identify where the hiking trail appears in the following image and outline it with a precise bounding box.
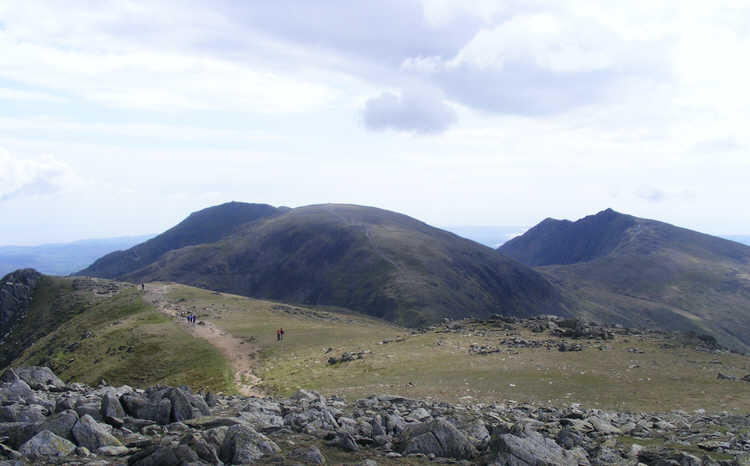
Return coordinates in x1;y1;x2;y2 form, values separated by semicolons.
144;283;264;397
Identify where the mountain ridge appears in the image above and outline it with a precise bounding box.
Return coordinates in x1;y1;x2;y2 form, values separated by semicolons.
500;208;750;351
81;203;571;326
78;202;280;278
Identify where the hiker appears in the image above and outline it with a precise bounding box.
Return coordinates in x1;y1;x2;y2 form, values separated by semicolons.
141;282;144;291
276;329;281;342
280;328;285;340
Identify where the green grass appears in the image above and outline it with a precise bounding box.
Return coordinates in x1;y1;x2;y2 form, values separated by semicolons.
13;279;233;392
165;284;750;413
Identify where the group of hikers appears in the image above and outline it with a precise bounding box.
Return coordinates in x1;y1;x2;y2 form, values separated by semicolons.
276;328;285;341
186;314;197;325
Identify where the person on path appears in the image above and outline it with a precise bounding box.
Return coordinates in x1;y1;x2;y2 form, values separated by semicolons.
276;329;280;341
280;328;285;340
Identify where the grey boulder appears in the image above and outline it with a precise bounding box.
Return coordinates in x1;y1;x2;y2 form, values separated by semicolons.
220;424;280;464
489;428;590;466
72;414;122;450
18;430;75;458
398;418;478;460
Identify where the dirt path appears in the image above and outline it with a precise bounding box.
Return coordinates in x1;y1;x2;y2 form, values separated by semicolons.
144;283;264;397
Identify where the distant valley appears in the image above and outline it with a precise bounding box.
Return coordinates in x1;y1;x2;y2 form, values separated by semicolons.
0;235;152;277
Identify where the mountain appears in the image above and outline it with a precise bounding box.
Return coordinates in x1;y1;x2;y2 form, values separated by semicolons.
499;209;750;352
80;203;570;326
78;202;281;278
0;235;153;277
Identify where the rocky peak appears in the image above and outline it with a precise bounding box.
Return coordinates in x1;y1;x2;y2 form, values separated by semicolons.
0;268;41;331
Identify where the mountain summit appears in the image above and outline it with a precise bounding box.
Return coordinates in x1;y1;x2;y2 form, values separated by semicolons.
500;209;750;351
79;202;281;278
79;203;569;326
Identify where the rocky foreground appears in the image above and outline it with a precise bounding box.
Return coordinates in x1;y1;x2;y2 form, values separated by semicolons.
1;367;749;465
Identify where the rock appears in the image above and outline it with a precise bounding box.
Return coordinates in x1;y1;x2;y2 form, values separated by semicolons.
220;424;280;464
398;419;478;460
0;269;41;335
121;393;171;424
0;404;46;423
558;342;583;352
717;372;737;381
101;392;126;420
128;445;181;466
0;379;35;404
0;369;20;384
18;430;75;458
385;413;406;436
13;367;65;389
166;387;193;422
180;433;222;464
97;445;129;456
72;414;123;450
0;443;22;460
239;410;284;431
40;409;79;442
183;416;243;429
205;392;218;407
330;432;359;452
588;416;621;435
489;428;588;465
288;445;327;464
409;407;431;421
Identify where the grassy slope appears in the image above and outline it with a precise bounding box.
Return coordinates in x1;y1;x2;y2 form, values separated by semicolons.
11;278;233;392
168;284;750;413
126;204;568;327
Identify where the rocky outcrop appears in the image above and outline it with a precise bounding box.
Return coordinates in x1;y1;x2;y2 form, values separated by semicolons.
0;269;41;332
1;366;749;465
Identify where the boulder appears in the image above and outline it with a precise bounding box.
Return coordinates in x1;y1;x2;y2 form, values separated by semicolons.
180;433;221;464
13;367;65;389
489;428;589;465
288;445;327;464
18;430;75;459
128;445;181;466
121;393;171;424
398;419;478;460
220;424;280;464
101;392;126;420
0;379;35;404
0;404;46;423
72;414;123;450
166;388;193;422
329;432;359;452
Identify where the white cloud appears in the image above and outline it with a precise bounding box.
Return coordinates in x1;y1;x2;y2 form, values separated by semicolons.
363;89;457;134
0;148;79;201
0;87;66;103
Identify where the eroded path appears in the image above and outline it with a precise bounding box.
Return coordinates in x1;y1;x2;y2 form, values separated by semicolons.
144;283;264;397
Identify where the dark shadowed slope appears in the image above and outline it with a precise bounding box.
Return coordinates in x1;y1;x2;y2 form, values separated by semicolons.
118;204;569;326
77;202;280;278
500;209;750;351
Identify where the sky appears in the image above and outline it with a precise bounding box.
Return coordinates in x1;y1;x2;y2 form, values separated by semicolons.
1;1;749;245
